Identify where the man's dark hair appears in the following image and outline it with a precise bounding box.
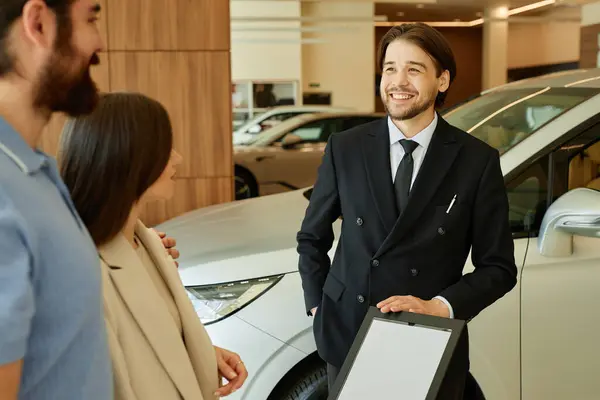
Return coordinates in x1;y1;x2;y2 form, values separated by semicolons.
0;0;74;76
58;92;174;246
377;22;457;108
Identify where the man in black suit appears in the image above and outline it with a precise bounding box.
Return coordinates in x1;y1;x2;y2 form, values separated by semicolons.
296;23;517;399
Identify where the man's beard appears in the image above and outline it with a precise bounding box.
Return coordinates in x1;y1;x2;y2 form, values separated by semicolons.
33;44;100;117
382;87;437;121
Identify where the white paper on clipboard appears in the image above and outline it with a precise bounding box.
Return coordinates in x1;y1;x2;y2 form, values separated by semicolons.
336;318;452;400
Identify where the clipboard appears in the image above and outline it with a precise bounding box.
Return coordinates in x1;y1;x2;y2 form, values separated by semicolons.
328;306;466;400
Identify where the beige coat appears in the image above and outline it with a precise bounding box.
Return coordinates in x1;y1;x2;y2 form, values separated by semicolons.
99;220;219;400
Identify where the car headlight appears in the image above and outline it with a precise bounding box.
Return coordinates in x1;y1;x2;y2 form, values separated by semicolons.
186;274;284;325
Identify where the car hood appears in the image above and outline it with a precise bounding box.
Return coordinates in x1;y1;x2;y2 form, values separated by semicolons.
156;189;320;286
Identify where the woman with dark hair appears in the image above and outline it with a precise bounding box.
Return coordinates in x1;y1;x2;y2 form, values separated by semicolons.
58;92;247;400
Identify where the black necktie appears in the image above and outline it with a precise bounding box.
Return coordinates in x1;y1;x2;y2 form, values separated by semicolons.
394;139;419;215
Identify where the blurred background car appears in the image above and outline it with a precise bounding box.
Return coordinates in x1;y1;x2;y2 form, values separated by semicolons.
233;105;351;146
234;111;384;200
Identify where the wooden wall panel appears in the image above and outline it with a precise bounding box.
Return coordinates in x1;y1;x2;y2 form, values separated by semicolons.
106;0;230;51
105;0;232;225
142;178;233;227
39;52;111;156
108;52;232;179
39;1;232;226
580;24;600;69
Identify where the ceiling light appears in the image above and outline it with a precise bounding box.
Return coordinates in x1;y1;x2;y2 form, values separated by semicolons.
376;19;481;28
508;0;555;15
375;0;556;29
231;38;327;44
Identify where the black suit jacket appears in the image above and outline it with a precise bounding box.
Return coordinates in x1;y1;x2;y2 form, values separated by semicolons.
297;115;518;373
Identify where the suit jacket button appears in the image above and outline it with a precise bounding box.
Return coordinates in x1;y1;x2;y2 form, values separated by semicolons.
411;268;418;276
371;259;379;267
438;227;445;235
357;295;365;303
356;217;363;226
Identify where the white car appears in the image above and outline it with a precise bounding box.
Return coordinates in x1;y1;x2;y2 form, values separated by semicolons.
234;112;383;200
233;106;351;146
158;68;600;400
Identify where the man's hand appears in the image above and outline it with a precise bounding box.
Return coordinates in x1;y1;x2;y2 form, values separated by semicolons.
311;307;318;316
214;346;248;397
153;229;180;267
376;295;450;318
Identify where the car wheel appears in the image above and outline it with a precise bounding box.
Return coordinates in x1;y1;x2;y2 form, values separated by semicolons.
235;168;258;200
274;362;328;400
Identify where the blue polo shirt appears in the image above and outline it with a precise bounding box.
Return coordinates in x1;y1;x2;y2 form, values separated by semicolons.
0;119;112;399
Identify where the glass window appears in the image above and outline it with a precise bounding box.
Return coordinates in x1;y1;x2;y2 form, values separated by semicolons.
444;87;599;155
287;120;328;142
253;82;296;107
258;112;303;131
341;116;380;131
286;116;382;144
506;156;550;236
567;140;600;191
232;82;251;109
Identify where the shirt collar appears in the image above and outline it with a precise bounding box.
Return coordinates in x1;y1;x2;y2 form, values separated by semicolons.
0;118;48;174
388;112;438;150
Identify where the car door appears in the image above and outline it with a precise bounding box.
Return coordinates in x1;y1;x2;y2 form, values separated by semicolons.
519;126;600;400
467;154;546;400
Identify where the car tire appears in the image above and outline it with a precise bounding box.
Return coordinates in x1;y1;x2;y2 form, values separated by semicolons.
235;167;258;200
274;362;328;400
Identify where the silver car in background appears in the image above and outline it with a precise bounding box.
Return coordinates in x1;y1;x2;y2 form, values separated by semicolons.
233;105;351;146
234;111;383;200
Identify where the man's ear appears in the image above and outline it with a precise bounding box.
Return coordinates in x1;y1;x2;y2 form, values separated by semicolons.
21;0;56;49
438;70;450;93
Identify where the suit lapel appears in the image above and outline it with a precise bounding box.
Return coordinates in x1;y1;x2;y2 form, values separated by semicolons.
99;229;203;400
362;118;398;233
375;116;462;258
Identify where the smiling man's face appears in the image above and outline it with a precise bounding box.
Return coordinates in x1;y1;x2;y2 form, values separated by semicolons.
379;38;448;121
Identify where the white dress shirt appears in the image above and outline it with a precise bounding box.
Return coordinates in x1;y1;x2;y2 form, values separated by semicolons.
387;113;455;319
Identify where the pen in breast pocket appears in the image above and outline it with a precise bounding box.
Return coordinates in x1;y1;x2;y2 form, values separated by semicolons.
446;194;457;214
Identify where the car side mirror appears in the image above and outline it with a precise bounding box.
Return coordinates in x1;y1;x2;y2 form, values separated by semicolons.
248;124;262;134
538;188;600;257
281;133;304;149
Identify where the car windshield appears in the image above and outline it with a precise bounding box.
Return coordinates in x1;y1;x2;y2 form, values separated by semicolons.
443;87;600;154
241;114;322;147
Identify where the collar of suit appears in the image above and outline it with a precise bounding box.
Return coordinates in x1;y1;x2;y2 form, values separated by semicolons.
363;112;462;258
